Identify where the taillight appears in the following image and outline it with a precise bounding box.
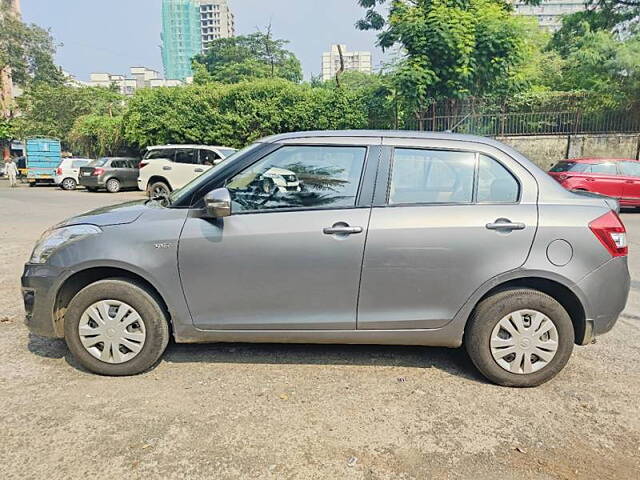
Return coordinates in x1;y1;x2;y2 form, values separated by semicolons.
56;167;62;175
589;211;628;257
92;168;105;176
139;161;148;169
557;174;569;182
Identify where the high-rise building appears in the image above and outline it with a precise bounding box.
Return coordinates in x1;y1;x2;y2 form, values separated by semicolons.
161;0;235;81
512;0;586;31
321;44;372;82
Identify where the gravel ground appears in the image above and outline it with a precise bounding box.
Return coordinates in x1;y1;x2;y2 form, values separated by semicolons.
0;180;639;479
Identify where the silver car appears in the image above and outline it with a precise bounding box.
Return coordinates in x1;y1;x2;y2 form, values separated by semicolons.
21;131;630;386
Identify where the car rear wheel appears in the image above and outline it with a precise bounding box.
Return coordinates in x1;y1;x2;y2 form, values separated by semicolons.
148;181;171;198
465;288;574;387
61;178;77;190
64;279;170;376
106;178;121;193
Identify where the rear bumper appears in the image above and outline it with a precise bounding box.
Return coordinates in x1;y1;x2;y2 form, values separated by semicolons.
21;264;66;338
577;256;630;343
79;176;103;188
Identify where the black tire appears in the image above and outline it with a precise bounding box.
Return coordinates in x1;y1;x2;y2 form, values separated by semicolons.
64;279;170;376
61;178;77;191
465;288;574;387
29;182;36;187
106;178;121;193
148;181;171;198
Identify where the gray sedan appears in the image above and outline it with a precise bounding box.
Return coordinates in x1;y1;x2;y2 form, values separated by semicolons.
79;157;140;193
22;131;630;386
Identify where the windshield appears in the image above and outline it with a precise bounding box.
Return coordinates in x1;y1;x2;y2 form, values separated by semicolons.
88;158;109;167
169;143;264;205
218;148;237;158
550;162;590;173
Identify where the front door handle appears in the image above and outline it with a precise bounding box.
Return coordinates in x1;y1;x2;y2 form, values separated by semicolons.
194;168;204;173
163;166;172;171
486;218;526;231
323;223;363;236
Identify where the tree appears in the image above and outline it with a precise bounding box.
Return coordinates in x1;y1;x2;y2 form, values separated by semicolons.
14;84;125;148
356;0;538;113
69;114;127;158
0;12;64;89
192;32;303;84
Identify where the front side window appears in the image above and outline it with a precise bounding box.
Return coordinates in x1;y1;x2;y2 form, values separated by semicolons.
389;149;476;204
226;146;367;213
619;161;640;177
200;149;221;166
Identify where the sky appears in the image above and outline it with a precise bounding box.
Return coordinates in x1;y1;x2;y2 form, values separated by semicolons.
20;0;387;81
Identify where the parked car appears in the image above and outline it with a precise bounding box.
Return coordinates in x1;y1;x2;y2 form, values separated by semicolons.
22;131;629;387
549;157;640;207
137;145;237;198
79;158;140;193
25;138;61;186
54;158;93;190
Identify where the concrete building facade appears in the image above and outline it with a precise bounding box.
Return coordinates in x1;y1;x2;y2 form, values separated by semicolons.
512;0;586;31
88;67;185;96
321;44;372;82
161;0;235;81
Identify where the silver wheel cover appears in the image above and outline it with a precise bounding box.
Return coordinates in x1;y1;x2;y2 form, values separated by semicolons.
490;309;559;375
78;300;146;364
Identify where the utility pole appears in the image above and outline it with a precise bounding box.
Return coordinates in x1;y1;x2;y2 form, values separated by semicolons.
1;0;21;159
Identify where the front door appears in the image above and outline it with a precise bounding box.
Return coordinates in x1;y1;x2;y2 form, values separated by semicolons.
179;144;372;330
619;161;640;203
358;146;538;330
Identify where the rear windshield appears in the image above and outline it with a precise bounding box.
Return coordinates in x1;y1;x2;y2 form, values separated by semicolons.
550;162;590;173
88;158;109;167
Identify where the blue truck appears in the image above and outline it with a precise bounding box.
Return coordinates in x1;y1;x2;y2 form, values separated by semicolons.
25;137;62;186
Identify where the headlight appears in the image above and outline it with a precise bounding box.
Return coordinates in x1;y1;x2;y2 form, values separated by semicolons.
30;225;102;264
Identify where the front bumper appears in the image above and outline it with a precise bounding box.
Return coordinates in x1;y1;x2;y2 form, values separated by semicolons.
21;263;67;338
577;255;630;343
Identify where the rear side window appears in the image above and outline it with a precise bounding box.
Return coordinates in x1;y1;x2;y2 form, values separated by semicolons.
145;149;175;161
389;149;476;204
89;158;108;167
477;155;519;203
590;163;617;175
175;149;198;164
200;149;221;166
550;162;590;173
620;161;640;177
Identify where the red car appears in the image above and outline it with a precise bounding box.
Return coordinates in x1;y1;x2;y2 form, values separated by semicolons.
549;157;640;207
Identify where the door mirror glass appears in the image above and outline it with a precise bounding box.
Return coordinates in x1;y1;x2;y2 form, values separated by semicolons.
204;188;232;218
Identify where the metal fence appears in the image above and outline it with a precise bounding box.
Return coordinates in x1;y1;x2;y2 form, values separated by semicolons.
406;96;640;136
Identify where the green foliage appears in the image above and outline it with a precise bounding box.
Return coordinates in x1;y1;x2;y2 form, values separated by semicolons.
69;114;126;157
357;0;537;109
0;117;14;142
0;14;64;88
122;79;368;149
14;84;125;147
192;32;303;84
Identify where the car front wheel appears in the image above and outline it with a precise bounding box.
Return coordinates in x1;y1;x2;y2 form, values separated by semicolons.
64;279;170;376
465;288;574;387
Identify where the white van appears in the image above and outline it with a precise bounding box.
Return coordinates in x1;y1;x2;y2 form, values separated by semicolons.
137;145;236;197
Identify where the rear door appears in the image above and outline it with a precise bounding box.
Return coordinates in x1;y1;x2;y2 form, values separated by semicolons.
587;162;625;198
173;148;201;189
358;139;538;330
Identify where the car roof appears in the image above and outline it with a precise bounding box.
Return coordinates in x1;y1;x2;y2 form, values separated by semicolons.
259;129;514;146
560;157;638;163
147;145;234;150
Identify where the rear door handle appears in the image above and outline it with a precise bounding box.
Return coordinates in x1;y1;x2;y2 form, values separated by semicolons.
163;166;172;171
323;224;363;236
194;168;204;173
486;219;526;231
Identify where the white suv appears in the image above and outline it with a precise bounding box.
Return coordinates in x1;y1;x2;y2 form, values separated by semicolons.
54;158;93;190
138;145;236;197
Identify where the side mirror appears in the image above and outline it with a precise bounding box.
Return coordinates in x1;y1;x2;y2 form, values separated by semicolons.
204;188;232;218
